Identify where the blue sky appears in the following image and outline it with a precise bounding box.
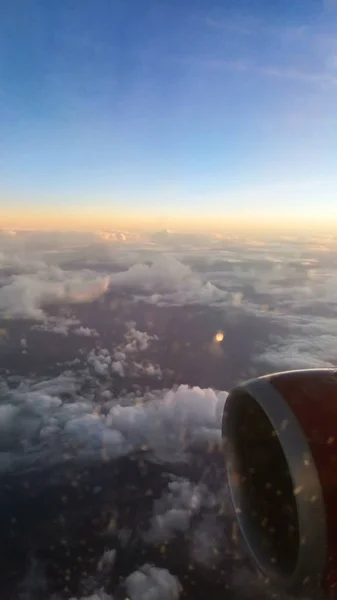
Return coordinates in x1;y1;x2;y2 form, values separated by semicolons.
1;0;337;228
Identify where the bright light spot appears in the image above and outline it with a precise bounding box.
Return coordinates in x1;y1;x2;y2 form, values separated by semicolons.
215;331;224;343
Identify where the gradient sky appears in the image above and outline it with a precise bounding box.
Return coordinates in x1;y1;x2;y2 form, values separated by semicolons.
1;0;337;230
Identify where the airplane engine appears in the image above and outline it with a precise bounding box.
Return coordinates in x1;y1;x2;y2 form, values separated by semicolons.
222;369;337;597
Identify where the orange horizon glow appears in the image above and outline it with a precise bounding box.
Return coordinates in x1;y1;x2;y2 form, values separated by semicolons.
1;203;337;235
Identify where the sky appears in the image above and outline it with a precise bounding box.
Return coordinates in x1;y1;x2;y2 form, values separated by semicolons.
1;0;337;231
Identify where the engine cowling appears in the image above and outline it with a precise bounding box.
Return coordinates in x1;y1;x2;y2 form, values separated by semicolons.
222;368;337;597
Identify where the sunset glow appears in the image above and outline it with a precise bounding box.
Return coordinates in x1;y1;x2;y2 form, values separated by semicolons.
1;0;336;232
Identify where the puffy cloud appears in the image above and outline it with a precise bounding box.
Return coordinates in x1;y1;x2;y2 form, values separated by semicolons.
87;323;159;379
0;230;105;270
2;229;337;600
1;233;232;317
0;267;110;320
145;477;218;544
125;565;181;600
0;251;46;273
110;256;229;306
103;384;226;463
31;317;99;339
133;362;162;378
255;326;337;370
98;230;141;243
88;348;112;377
111;360;125;377
0;373;227;474
74;326;99;337
32;322;69;336
111;256;197;292
124;323;157;351
97;549;117;573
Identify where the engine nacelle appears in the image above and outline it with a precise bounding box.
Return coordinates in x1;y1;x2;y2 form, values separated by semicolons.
222;369;337;597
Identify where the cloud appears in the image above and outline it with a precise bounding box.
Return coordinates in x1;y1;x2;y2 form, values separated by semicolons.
6;230;337;599
87;348;112;377
31;317;99;339
0;231;232;319
32;322;69;336
124;322;157;351
3;229;337;391
74;326;99;337
125;565;181;600
98;230;141;242
0;229;17;236
87;323;159;379
144;476;219;544
133;362;163;378
0;266;110;320
97;549;117;574
0;372;227;474
0;251;46;274
110;256;229;306
197;58;337;88
203;13;337;90
255;326;337;370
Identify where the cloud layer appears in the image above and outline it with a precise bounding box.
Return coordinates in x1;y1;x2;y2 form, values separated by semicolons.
2;229;335;598
1;229;337;370
0;369;227;475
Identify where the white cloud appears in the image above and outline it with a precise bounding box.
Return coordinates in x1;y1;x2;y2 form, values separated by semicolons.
110;256;229;306
0;267;110;320
0;251;46;273
98;230;141;243
125;565;181;600
145;477;219;544
97;548;117;573
193;56;337;87
87;323;159;379
3;229;337;600
103;385;227;463
33;322;69;336
255;326;337;370
31;318;99;339
0;373;227;474
111;360;125;377
88;348;111;377
0;234;232;318
133;362;162;379
4;230;337;404
124;323;157;351
74;326;99;337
